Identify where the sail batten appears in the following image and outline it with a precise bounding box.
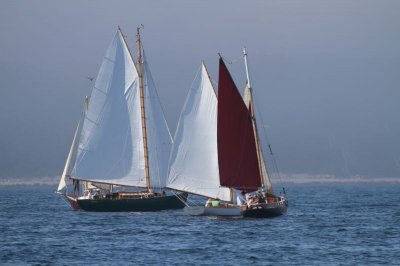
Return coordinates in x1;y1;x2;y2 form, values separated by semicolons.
217;58;261;192
167;63;231;201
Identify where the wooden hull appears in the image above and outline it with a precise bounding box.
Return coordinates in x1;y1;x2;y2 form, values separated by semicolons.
184;205;240;216
77;192;187;212
240;198;288;218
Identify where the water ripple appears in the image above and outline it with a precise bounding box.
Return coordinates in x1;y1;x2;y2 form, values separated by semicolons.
0;184;399;265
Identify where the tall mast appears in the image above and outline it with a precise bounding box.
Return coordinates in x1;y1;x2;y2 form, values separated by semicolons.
243;48;270;191
137;26;151;192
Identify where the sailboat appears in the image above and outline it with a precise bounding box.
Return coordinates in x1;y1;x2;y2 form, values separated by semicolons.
218;49;287;218
56;27;187;211
166;63;240;216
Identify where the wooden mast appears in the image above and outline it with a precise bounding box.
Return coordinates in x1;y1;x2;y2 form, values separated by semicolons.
137;26;151;192
243;47;272;194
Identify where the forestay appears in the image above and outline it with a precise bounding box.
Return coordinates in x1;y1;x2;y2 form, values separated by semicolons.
167;63;231;201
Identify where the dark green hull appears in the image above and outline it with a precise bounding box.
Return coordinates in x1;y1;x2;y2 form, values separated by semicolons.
77;193;187;212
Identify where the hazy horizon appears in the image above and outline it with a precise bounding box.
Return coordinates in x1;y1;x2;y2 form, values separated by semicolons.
1;0;399;180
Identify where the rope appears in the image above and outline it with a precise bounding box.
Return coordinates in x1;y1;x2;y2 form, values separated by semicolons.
173;191;190;207
251;83;287;198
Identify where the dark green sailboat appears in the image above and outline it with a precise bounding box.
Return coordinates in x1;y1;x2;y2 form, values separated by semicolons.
57;27;186;211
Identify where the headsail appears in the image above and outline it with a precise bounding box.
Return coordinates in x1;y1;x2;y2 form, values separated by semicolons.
167;63;231;201
243;47;273;193
142;51;173;189
57;113;83;193
243;85;272;193
217;58;261;192
70;30;147;188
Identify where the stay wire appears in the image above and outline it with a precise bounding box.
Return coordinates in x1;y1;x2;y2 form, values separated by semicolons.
248;69;287;198
226;52;287;198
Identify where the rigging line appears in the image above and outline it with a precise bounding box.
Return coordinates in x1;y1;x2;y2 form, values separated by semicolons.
241;51;285;193
173;191;190;207
60;195;73;208
250;85;286;195
146;92;162;190
142;73;170;189
143;63;169;190
69;108;87;180
185;196;198;206
142;51;173;140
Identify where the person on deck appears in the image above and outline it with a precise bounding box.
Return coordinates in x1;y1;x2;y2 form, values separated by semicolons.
236;191;246;206
206;198;213;207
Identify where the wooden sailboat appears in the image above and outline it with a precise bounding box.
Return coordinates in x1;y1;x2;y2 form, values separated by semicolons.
166;63;240;216
56;27;186;211
218;50;287;218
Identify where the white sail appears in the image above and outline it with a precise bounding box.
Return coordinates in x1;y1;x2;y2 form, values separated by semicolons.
70;30;147;188
243;84;252;109
142;51;173;189
57;114;83;192
167;63;231;201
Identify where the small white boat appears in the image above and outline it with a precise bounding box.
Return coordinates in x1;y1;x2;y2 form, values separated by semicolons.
166;63;241;215
166;48;287;218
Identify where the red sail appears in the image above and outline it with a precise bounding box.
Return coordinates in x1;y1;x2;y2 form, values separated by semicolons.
217;58;261;192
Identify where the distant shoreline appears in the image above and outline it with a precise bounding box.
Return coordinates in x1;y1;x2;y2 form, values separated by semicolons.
0;174;399;187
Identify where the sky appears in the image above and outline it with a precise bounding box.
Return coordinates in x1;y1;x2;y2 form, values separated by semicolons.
0;0;399;180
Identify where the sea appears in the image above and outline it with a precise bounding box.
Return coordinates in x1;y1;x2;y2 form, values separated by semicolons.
0;183;399;265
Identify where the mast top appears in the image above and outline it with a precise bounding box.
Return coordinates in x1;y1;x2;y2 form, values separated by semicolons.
243;47;251;89
136;25;144;63
137;24;144;37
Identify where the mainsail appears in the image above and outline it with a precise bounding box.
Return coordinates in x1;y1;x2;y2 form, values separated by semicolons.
217;58;262;192
67;30;171;189
167;63;231;201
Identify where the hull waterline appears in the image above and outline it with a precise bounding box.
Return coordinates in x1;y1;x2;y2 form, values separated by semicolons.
60;194;80;210
77;192;187;212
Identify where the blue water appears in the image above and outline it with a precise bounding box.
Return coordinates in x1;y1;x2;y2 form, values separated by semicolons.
0;183;399;265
